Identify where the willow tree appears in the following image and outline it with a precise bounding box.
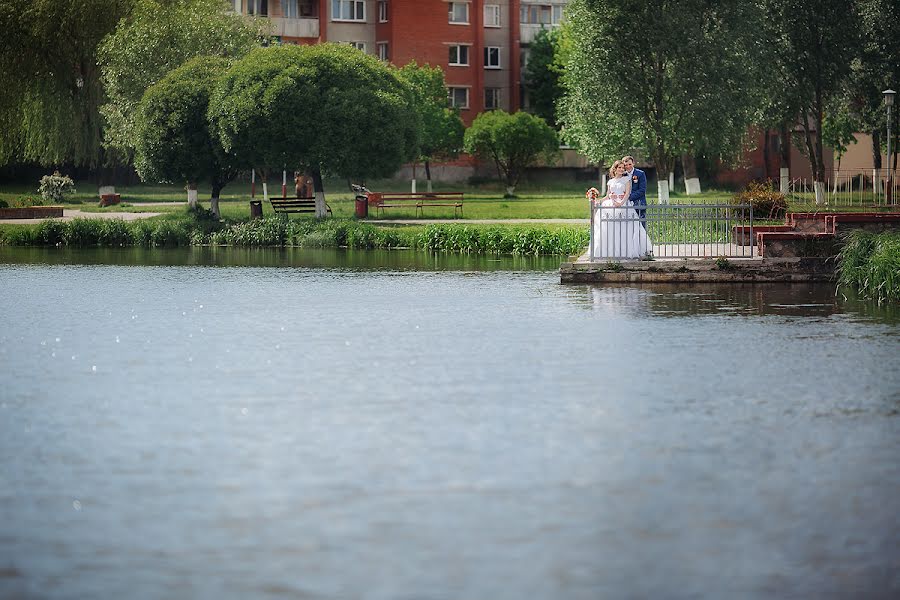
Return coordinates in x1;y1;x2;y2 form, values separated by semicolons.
0;0;131;168
559;0;767;201
208;44;420;217
98;0;263;164
134;56;234;216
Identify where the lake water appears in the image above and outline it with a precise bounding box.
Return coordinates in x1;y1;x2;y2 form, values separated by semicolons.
1;248;899;599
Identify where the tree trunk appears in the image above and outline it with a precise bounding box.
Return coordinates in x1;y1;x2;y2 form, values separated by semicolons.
780;123;791;193
502;160;517;196
425;160;433;193
812;90;828;205
657;178;670;204
210;178;223;218
311;166;327;218
187;181;199;208
653;150;673;204
871;129;882;195
801;113;823;205
681;152;701;195
833;156;841;194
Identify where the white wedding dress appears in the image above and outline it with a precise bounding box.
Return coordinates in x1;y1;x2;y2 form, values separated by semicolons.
592;176;651;259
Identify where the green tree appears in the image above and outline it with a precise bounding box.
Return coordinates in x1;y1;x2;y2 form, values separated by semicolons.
524;27;564;129
208;43;420;216
134;56;234;216
766;0;861;205
397;62;465;192
822;94;859;183
463;110;559;196
559;0;768;202
849;0;900;188
98;0;263;163
0;0;132;167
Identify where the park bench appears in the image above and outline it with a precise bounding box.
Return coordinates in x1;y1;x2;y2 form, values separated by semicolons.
366;191;464;218
268;196;332;217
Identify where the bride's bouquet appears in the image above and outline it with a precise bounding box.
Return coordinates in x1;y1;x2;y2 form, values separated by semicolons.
585;187;601;203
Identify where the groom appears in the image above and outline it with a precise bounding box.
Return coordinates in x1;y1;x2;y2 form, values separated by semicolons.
622;155;647;230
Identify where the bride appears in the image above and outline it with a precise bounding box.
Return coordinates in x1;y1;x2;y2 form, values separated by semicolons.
586;160;651;259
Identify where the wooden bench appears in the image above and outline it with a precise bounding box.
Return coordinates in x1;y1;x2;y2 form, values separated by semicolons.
367;192;464;218
268;196;332;217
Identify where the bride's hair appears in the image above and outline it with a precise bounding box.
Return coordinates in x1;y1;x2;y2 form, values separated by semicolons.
608;160;623;179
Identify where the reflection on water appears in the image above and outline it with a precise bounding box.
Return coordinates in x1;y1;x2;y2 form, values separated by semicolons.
1;255;898;600
567;282;900;321
0;245;563;271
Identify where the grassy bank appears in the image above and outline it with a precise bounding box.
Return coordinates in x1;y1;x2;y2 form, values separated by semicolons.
0;210;589;256
837;230;900;304
1;177;746;221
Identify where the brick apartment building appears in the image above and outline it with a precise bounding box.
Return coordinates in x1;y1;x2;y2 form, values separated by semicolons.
231;1;569;126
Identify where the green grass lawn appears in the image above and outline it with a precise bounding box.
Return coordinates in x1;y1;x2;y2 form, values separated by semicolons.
2;177;739;220
4;178;896;222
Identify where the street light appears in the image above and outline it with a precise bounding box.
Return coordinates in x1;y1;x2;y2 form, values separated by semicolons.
885;89;896;204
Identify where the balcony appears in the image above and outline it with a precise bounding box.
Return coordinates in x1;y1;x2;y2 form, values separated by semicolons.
268;17;319;39
519;23;560;45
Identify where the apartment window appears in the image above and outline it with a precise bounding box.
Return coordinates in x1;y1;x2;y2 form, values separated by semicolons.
298;1;317;16
378;0;388;22
248;0;267;16
520;4;562;25
333;0;365;21
448;2;469;24
283;0;298;18
485;88;500;110
377;42;389;61
448;87;469;109
484;46;500;69
484;4;500;27
449;45;469;66
346;41;366;52
232;0;242;13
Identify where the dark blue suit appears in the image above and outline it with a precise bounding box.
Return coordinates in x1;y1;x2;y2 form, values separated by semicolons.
627;168;647;229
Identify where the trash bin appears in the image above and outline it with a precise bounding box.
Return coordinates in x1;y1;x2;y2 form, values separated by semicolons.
249;200;262;219
355;195;368;218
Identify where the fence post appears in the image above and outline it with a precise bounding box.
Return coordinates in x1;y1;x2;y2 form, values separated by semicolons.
589;202;594;262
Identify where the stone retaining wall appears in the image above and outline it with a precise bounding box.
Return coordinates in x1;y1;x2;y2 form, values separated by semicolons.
0;206;63;219
560;257;835;284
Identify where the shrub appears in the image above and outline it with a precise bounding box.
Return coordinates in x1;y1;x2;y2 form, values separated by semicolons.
11;194;42;207
150;220;191;247
838;230;900;304
35;219;67;245
98;219;132;246
64;218;104;246
732;180;787;220
38;172;76;204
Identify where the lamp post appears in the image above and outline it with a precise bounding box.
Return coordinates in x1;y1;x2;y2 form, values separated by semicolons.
885;89;896;204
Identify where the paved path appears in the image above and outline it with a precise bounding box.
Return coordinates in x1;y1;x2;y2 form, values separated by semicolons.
0;208;163;225
0;207;586;226
366;218;589;224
